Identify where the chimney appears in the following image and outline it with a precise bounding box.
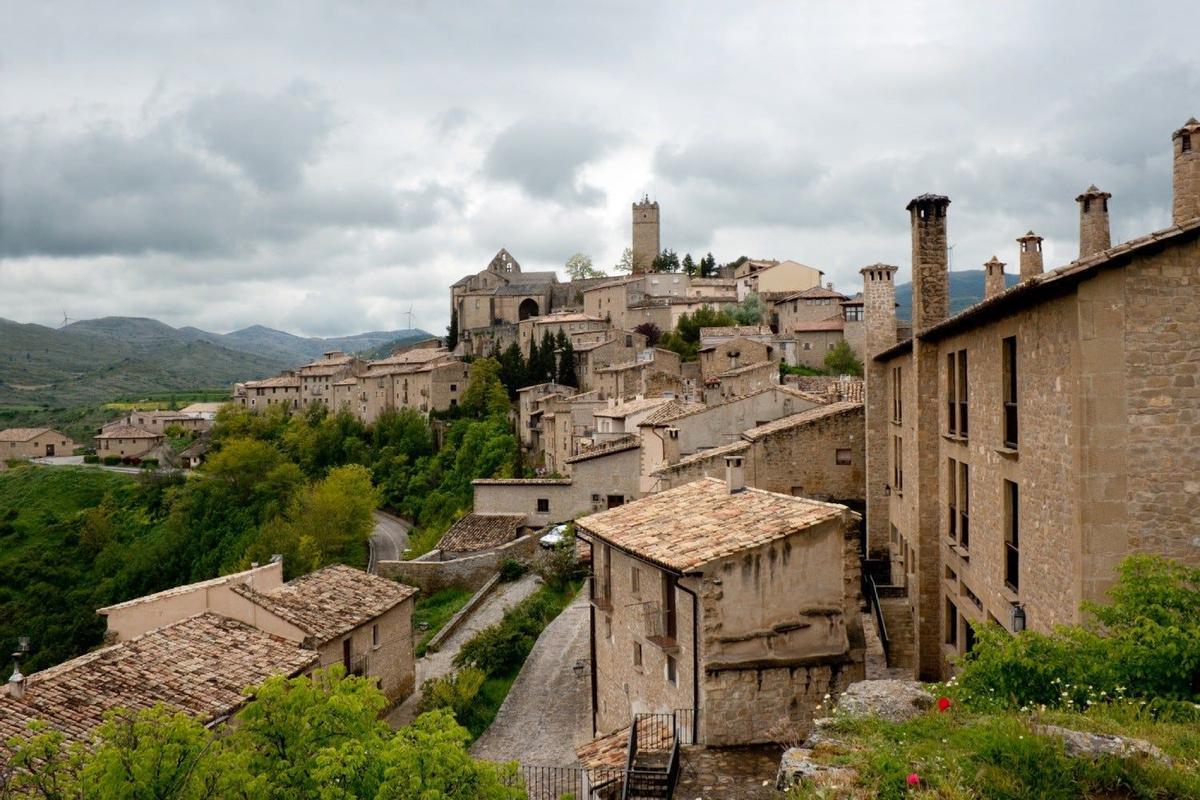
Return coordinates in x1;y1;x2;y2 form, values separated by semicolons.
826;281;834;291
1173;117;1200;225
859;264;899;355
1076;185;1112;258
1016;231;1044;281
7;666;24;700
663;426;681;464
906;194;951;330
984;256;1006;300
724;454;745;494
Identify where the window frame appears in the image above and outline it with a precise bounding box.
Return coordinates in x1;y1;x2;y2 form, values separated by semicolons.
1004;480;1020;592
1002;336;1018;449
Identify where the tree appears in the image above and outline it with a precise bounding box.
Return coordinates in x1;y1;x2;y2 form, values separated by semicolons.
651;249;680;273
681;253;696;276
613;247;634;273
446;307;459;352
556;334;577;387
699;252;717;278
723;292;766;326
459;358;511;420
676;306;736;344
824;340;864;377
632;322;661;347
564;253;605;280
496;342;527;399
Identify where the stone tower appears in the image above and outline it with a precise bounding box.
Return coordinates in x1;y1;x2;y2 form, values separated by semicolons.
906;194;951;331
1016;231;1044;281
1076;185;1112;259
860;264;899;356
631;195;660;275
984;256;1006;299
860;264;898;559
1172;117;1200;225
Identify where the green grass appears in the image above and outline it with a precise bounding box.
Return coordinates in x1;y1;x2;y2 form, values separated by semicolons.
787;703;1200;799
413;587;474;657
0;464;134;519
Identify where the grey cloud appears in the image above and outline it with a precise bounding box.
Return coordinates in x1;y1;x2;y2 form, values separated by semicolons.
484;118;617;206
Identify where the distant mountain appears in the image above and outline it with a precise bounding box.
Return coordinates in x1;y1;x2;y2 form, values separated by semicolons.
0;316;434;410
894;270;1019;322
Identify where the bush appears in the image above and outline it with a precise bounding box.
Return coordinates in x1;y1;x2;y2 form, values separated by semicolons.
418;667;485;719
498;557;527;582
139;458;159;470
83;455;100;464
102;455;121;466
534;535;583;592
454;588;570;677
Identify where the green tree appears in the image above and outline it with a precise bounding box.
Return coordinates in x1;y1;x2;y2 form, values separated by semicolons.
564;253;605;280
202;438;286;504
446;307;459;352
723;292;766;326
555;333;577;387
632;322;661;347
699;252;717;278
681;253;696;276
651;249;680;273
613;247;634;273
459;358;511;420
823;340;864;376
496;342;527;399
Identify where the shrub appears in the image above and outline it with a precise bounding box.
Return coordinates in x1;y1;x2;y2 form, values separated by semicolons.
83;455;100;464
102;455;121;466
454;589;566;677
139;458;158;470
498;557;527;582
418;667;485;719
533;532;582;591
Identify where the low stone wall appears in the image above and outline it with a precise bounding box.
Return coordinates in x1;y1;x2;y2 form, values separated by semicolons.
425;573;502;654
377;534;538;594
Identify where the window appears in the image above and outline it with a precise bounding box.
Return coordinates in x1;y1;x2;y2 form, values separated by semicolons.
625;334;633;347
948;458;957;540
1004;481;1019;592
946;599;958;646
633;641;643;668
946;350;968;437
666;654;677;685
631;566;640;595
836;448;852;465
450;384;457;392
1183;133;1192;153
372;624;380;648
891;366;903;422
959;462;970;549
1002;337;1018;449
601;544;612;601
844;306;863;322
662;573;678;640
537;498;550;513
803;342;812;350
893;436;904;493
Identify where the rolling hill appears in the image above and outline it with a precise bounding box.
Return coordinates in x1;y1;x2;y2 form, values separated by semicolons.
894;269;1019;322
0;316;434;412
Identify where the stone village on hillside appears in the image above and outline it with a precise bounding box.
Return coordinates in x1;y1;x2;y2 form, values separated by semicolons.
3;117;1199;798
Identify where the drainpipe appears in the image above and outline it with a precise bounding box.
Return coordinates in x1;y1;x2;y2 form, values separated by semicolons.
589;598;598;737
675;579;701;745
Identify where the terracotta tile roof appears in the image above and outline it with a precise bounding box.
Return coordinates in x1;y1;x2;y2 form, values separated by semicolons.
592;397;673;418
779;285;848;302
776;384;832;405
438;514;526;553
655;441;751;475
244;375;301;388
232;565;418;644
792;317;846;332
370;348;454;367
638;401;702;426
573;338;616;352
575;478;846;573
0;427;54;442
564;435;640;464
0;613;316;752
741;401;863;441
94;425;163;440
473;478;573;486
575;715;677;771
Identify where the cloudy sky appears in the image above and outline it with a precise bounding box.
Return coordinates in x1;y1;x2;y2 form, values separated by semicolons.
2;1;1197;337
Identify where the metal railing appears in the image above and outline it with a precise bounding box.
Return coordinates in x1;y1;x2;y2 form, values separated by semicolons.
507;765;624;800
863;573;889;661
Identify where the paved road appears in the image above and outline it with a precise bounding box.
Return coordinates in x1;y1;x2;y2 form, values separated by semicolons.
470;591;591;767
369;511;412;573
387;574;541;729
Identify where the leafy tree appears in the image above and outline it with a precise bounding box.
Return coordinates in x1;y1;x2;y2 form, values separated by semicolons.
564;253;605;280
555;334;577;387
632;322;661;347
202;438;286;503
496;343;527;399
459;358;510;421
824;340;864;377
723;292;766;326
699;252;718;278
612;247;634;273
419;667;486;719
681;253;696;276
446;307;459;352
676;306;735;344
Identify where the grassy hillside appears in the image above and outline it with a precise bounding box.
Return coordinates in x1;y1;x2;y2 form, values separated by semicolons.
894;269;1019;322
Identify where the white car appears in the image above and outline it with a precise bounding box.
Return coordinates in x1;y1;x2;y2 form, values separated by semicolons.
539;524;568;549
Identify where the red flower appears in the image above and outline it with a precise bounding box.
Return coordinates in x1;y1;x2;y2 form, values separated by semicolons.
907;772;920;786
937;696;951;712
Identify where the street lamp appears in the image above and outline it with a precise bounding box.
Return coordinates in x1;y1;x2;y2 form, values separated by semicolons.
1011;604;1026;633
572;659;590;679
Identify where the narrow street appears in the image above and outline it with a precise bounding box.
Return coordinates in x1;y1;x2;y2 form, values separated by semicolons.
368;510;411;573
470;591;592;767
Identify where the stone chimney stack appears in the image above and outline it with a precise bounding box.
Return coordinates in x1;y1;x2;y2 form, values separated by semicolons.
724;454;745;494
1016;231;1044;281
860;264;899;355
906;194;951;330
984;256;1006;300
1076;185;1112;258
663;426;681;465
1173;117;1200;225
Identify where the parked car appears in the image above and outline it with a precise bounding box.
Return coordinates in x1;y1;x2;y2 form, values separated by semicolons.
539;524;568;549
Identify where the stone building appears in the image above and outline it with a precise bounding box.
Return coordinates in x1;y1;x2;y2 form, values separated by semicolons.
702;358;780;403
734;259;824;299
0;427;77;459
517;382;577;450
591;349;685;401
582;273;735;334
97;562;419;704
773;284;849;331
234;374;302;410
653;401;865;505
297;351;365;407
864;118;1200;681
698;336;774;380
104;410;210;436
542;390;607;474
632;196;661;274
93;425;164;458
575;474;864;746
790;318;847;369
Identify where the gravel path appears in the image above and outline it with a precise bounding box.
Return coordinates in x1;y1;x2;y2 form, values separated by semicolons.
469;590;591;767
386;574;541;728
368;511;411;572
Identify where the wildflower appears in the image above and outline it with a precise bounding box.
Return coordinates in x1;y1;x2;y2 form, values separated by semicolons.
907;773;920;787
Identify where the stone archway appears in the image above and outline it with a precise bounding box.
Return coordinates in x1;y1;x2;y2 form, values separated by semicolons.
518;298;540;320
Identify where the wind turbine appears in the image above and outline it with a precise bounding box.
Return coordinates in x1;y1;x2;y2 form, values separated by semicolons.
59;309;73;328
403;304;414;331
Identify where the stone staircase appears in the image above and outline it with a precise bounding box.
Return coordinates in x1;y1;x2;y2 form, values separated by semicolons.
624;751;673;799
877;590;916;672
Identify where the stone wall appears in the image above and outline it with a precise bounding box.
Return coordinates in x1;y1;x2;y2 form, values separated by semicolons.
376;534;538;594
